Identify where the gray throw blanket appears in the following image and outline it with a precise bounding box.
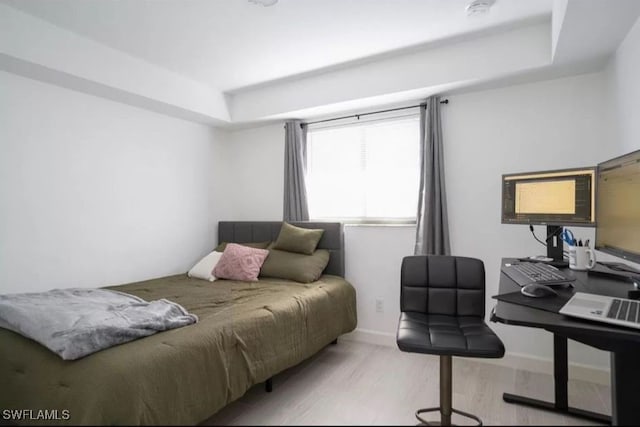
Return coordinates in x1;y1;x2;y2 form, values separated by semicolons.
0;288;198;360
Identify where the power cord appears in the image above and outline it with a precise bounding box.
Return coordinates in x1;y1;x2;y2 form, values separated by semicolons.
529;224;549;248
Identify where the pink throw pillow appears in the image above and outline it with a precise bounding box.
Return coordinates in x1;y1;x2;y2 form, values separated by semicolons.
213;243;269;281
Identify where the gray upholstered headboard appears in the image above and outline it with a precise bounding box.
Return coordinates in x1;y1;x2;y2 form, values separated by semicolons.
217;221;345;277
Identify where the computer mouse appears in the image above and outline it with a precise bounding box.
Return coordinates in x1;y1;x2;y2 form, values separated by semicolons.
521;283;558;298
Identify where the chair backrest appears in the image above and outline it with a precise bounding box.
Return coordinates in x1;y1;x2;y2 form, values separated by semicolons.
400;255;485;317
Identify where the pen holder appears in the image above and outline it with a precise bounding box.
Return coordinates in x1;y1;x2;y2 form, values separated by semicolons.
569;245;596;271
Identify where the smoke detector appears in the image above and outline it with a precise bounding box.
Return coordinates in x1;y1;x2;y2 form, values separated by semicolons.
466;0;496;16
249;0;278;6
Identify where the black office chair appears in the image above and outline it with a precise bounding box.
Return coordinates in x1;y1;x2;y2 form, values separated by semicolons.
396;255;505;426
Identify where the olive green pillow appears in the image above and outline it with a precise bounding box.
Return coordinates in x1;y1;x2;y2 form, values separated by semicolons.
272;222;324;255
215;241;271;252
260;248;330;283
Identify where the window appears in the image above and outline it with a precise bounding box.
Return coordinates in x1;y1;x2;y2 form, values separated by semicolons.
306;115;420;223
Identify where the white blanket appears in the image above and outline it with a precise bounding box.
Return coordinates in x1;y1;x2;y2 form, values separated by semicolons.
0;288;197;360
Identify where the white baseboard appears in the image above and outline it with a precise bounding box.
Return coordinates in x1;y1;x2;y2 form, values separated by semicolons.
466;352;610;386
341;328;610;386
342;328;396;347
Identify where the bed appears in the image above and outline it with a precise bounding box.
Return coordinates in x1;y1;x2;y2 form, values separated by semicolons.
0;221;357;425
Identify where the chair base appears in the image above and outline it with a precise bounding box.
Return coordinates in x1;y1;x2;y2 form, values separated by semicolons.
415;407;482;426
413;356;483;426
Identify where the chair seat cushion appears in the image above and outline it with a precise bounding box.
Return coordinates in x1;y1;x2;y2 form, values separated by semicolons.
396;312;505;358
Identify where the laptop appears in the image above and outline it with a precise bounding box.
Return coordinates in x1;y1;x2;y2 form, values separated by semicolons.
559;292;640;330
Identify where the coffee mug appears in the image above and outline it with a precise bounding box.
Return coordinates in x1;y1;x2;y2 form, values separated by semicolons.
569;246;596;270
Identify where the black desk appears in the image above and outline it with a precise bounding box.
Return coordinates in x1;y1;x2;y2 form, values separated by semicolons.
492;258;640;426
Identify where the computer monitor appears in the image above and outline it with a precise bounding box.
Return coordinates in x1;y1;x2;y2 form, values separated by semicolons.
595;149;640;264
501;167;596;261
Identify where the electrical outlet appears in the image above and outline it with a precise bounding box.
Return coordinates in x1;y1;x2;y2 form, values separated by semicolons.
375;298;384;313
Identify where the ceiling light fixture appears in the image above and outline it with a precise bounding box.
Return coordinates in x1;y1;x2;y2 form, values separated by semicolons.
249;0;278;6
466;0;496;16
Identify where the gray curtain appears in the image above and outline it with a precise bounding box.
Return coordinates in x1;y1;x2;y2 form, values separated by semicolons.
283;120;310;221
414;97;450;255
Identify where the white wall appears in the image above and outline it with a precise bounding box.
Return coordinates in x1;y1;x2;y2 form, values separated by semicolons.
606;16;640;155
0;71;227;294
222;124;285;221
443;71;613;370
551;0;568;58
223;71;617;370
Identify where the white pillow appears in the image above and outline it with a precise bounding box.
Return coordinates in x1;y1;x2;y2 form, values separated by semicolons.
187;251;223;281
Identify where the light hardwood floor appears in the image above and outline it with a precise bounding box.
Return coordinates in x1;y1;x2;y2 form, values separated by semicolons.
202;340;610;426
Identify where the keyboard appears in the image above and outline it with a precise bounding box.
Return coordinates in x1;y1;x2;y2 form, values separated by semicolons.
607;298;640;323
501;261;575;287
560;292;640;330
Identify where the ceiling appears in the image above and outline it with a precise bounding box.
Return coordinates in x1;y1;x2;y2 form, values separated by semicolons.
3;0;640;127
3;0;552;92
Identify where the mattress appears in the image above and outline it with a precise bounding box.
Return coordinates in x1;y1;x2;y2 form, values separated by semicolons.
0;274;357;425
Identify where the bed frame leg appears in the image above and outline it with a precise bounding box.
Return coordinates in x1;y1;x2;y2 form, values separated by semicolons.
331;338;338;345
265;377;273;393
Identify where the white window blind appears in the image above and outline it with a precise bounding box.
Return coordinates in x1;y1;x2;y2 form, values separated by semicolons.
306;115;420;223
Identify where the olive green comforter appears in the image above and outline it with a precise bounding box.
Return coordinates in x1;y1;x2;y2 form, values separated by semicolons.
0;274;357;425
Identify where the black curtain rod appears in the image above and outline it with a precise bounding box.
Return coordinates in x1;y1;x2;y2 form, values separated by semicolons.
298;99;449;127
